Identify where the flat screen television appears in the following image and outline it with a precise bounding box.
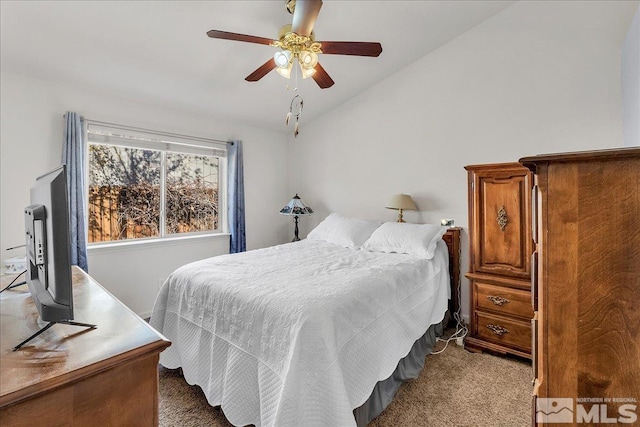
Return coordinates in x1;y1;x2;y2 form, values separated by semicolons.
24;165;73;322
16;165;94;350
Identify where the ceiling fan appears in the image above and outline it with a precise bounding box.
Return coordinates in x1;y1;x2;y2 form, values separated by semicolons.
206;0;382;89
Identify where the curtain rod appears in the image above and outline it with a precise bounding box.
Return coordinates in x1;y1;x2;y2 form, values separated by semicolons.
63;114;230;145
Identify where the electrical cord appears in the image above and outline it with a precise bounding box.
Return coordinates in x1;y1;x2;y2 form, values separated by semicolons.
0;270;27;293
430;321;468;355
431;269;468;355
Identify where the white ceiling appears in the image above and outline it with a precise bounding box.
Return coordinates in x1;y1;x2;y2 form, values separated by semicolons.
0;1;514;133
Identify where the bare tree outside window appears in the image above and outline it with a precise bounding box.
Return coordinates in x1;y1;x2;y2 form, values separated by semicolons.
166;153;219;234
88;143;219;243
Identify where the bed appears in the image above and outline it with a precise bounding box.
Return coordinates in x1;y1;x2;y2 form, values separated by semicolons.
150;217;460;427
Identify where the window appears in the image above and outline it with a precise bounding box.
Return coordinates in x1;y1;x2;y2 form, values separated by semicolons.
86;122;226;244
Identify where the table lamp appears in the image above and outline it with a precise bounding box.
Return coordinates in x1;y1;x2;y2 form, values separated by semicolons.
385;193;416;223
279;194;313;241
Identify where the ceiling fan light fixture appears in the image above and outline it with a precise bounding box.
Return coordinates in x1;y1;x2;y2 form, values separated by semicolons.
299;50;318;69
206;0;380;90
274;50;292;68
299;65;316;79
276;61;293;78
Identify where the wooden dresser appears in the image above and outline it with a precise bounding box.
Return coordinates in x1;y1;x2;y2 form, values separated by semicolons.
464;163;534;359
521;148;640;426
0;267;171;426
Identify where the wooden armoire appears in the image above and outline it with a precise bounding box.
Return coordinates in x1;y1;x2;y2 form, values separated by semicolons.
464;163;533;359
521;148;640;426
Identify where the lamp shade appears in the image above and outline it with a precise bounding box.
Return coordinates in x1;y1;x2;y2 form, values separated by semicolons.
279;194;314;216
276;61;293;79
274;50;291;68
300;66;316;79
385;194;417;211
299;50;319;69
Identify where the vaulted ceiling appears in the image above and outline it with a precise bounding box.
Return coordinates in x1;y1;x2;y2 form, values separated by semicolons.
0;1;514;133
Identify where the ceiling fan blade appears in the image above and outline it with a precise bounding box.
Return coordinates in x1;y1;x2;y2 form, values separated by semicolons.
318;41;382;57
207;30;275;46
311;62;334;89
245;58;277;82
291;0;323;37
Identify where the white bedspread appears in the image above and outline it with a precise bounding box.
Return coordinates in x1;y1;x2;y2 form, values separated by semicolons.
150;239;449;427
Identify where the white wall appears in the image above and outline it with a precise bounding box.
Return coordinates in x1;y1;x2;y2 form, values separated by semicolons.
623;5;640;147
0;72;289;316
2;1;636;320
287;1;637;323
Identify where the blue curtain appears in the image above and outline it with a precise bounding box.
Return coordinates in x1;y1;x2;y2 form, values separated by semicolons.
227;140;246;253
61;112;88;271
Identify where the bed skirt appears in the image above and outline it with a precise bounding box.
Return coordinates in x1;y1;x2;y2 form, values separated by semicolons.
353;321;444;426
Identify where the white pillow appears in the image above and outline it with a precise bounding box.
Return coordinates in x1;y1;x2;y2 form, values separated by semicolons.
362;222;448;259
307;213;382;248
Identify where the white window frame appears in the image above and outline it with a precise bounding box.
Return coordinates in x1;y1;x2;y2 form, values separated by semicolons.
84;120;228;246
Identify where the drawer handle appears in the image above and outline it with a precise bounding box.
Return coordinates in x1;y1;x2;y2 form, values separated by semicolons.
497;205;508;231
486;324;509;336
487;295;510;306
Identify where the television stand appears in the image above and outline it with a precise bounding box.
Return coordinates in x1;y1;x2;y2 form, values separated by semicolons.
13;320;96;351
1;267;170;426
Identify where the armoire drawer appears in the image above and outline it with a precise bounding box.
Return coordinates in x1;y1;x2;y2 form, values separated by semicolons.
473;311;532;352
474;281;534;319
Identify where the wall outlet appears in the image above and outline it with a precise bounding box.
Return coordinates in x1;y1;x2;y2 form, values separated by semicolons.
441;219;455;227
456;336;464;347
461;314;470;326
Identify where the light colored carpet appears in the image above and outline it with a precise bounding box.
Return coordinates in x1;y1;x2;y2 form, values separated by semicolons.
159;341;531;426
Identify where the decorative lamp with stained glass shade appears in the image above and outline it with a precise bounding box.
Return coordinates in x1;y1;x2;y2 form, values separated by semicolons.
279;194;314;242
